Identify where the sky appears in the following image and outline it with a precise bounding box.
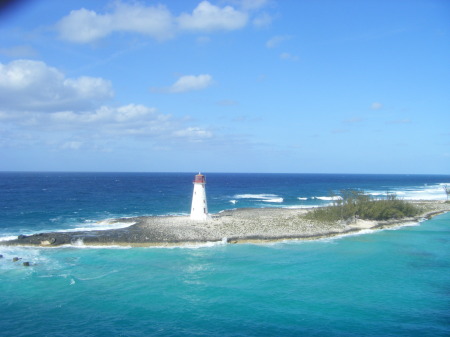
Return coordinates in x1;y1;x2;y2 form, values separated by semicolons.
0;0;449;174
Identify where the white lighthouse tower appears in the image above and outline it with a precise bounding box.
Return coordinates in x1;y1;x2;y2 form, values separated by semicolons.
190;173;209;221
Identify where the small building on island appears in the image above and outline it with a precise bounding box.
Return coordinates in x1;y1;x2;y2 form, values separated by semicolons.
190;173;209;221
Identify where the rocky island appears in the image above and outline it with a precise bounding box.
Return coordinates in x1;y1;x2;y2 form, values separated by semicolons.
2;201;449;247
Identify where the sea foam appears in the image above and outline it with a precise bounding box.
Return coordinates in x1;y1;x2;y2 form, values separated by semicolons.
313;196;342;201
56;219;136;233
366;182;450;201
234;194;284;203
262;198;284;203
0;246;56;270
234;193;279;199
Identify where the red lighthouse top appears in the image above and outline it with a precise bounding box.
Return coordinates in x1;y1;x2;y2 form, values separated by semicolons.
193;173;206;184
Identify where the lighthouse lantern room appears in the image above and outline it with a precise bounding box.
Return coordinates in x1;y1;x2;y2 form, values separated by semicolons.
190;173;209;221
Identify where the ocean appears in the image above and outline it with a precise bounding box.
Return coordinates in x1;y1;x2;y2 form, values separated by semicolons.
0;172;449;336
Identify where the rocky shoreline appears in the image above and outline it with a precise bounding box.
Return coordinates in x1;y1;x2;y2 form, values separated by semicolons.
1;201;449;247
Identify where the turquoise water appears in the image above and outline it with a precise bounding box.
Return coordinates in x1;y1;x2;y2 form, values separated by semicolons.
1;213;449;336
0;173;449;336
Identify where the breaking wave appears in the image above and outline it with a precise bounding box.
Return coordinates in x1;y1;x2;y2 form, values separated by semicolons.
233;194;283;203
313;196;343;201
262;198;284;203
234;194;279;199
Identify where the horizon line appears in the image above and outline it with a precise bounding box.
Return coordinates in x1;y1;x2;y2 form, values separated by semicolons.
0;171;448;176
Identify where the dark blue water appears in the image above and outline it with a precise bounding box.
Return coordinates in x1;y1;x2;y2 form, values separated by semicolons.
0;172;449;336
1;172;449;236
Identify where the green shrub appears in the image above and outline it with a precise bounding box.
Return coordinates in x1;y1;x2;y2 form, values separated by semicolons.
305;190;421;223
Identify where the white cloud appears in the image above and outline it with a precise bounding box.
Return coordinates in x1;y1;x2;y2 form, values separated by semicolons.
48;104;183;140
1;101;215;149
66;104;212;143
153;74;214;94
56;1;258;43
173;127;213;141
51;104;156;124
112;2;174;39
0;61;217;152
57;8;113;43
178;1;248;32
57;3;174;43
115;104;156;122
0;60;113;111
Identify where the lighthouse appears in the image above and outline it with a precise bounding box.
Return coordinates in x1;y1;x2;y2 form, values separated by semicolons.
190;173;209;221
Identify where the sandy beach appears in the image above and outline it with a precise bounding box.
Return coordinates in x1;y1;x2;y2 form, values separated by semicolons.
2;201;449;247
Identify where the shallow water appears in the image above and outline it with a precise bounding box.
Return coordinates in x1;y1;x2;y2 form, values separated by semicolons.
0;213;449;336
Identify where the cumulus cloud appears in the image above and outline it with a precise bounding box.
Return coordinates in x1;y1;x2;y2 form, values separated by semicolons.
57;3;174;43
0;60;215;149
230;0;272;27
50;104;156;125
172;127;213;142
56;1;266;43
177;1;248;31
0;59;113;111
47;104;193;140
57;8;113;43
152;74;214;94
113;2;174;37
1;101;215;149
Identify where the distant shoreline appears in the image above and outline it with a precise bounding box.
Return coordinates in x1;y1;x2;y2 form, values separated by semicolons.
1;201;449;248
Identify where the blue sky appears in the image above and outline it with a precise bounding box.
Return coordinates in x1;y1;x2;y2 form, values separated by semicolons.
0;0;449;173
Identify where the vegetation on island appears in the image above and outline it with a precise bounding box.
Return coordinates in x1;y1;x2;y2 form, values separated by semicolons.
304;190;422;223
444;185;450;203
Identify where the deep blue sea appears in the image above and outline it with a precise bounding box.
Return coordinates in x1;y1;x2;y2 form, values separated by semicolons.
1;172;449;336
